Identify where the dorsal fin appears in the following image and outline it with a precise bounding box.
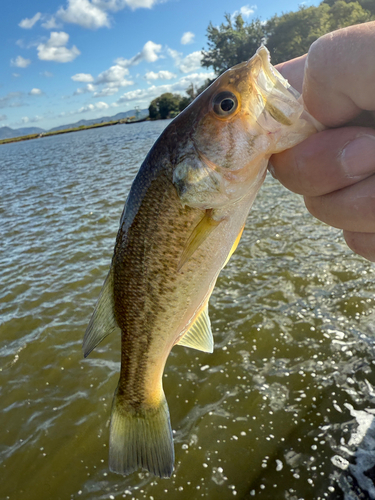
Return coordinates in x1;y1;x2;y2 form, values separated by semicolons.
83;268;118;358
176;303;213;353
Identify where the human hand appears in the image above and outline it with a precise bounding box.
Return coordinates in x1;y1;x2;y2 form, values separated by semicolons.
271;22;375;262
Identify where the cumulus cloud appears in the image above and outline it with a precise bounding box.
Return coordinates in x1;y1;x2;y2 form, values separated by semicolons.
19;12;42;29
58;0;110;29
116;41;162;68
11;56;31;68
41;16;61;29
78;101;109;113
74;83;96;95
93;87;119;97
181;32;195;45
116;71;215;106
56;0;161;29
18;115;44;125
96;64;131;85
168;49;203;74
29;88;43;95
145;70;176;81
71;72;94;82
96;101;109;109
37;31;80;63
232;4;257;19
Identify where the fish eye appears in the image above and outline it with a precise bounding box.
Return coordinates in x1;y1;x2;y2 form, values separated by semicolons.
212;91;238;117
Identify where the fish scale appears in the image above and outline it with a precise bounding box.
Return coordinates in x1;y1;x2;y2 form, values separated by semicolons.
83;46;322;478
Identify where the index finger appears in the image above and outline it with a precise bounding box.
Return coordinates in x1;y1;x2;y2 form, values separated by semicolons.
303;22;375;127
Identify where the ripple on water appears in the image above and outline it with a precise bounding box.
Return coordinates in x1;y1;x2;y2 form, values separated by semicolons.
1;121;375;500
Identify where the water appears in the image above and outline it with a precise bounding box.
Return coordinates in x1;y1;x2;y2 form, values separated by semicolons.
1;121;375;500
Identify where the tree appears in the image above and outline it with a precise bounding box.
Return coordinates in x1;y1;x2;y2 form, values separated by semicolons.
201;1;375;73
201;14;266;74
148;93;182;120
266;4;332;63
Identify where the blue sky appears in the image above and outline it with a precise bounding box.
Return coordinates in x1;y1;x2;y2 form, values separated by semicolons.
1;0;319;131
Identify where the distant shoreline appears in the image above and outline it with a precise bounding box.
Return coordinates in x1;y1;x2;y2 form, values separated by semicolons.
0;117;150;146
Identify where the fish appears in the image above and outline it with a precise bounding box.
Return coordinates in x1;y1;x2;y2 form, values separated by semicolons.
83;46;321;478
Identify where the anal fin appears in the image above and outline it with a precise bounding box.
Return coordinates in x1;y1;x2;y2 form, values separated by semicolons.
83;268;118;358
177;303;213;353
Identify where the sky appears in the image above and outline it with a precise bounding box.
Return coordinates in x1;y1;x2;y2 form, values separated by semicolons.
1;0;320;131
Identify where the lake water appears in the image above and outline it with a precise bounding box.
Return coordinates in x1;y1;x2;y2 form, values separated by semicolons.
1;121;375;500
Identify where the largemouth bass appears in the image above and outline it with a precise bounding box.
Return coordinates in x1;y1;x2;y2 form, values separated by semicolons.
83;47;321;478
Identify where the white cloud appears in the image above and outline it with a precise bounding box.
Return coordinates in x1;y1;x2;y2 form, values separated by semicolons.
179;51;203;74
41;71;53;77
145;70;176;81
93;87;119;97
97;64;130;84
37;31;80;63
181;32;195;45
56;0;160;29
11;56;31;68
116;40;162;68
74;83;97;95
167;48;203;73
124;0;159;9
19;12;42;29
232;4;257;19
21;117;29;124
12;73;21;78
58;0;110;29
29;88;43;95
79;104;96;113
78;101;110;113
96;101;109;109
116;71;215;106
0;92;25;109
41;16;61;29
0;115;7;121
71;72;94;82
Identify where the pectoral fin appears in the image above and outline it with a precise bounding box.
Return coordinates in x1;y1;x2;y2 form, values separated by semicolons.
178;210;221;271
176;303;213;353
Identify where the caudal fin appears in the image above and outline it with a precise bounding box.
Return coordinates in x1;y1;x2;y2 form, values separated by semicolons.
109;389;174;478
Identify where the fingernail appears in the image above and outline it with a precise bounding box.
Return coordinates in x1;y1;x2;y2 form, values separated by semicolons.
341;134;375;177
268;161;277;179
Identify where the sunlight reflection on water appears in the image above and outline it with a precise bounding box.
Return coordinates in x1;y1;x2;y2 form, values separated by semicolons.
1;121;375;500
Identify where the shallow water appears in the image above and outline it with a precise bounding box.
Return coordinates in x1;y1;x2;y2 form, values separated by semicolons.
1;121;375;500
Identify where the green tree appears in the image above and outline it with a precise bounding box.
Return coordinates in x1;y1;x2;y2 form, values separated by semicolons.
201;1;375;73
148;93;182;119
148;101;159;120
266;4;331;63
201;14;266;74
158;93;181;119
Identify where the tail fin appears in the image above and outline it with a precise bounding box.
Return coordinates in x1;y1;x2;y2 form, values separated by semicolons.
109;388;174;478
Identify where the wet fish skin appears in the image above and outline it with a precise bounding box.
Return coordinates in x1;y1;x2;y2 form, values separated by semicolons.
83;46;321;478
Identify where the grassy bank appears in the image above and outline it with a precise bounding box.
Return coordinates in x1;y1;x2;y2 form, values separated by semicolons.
0;117;148;145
